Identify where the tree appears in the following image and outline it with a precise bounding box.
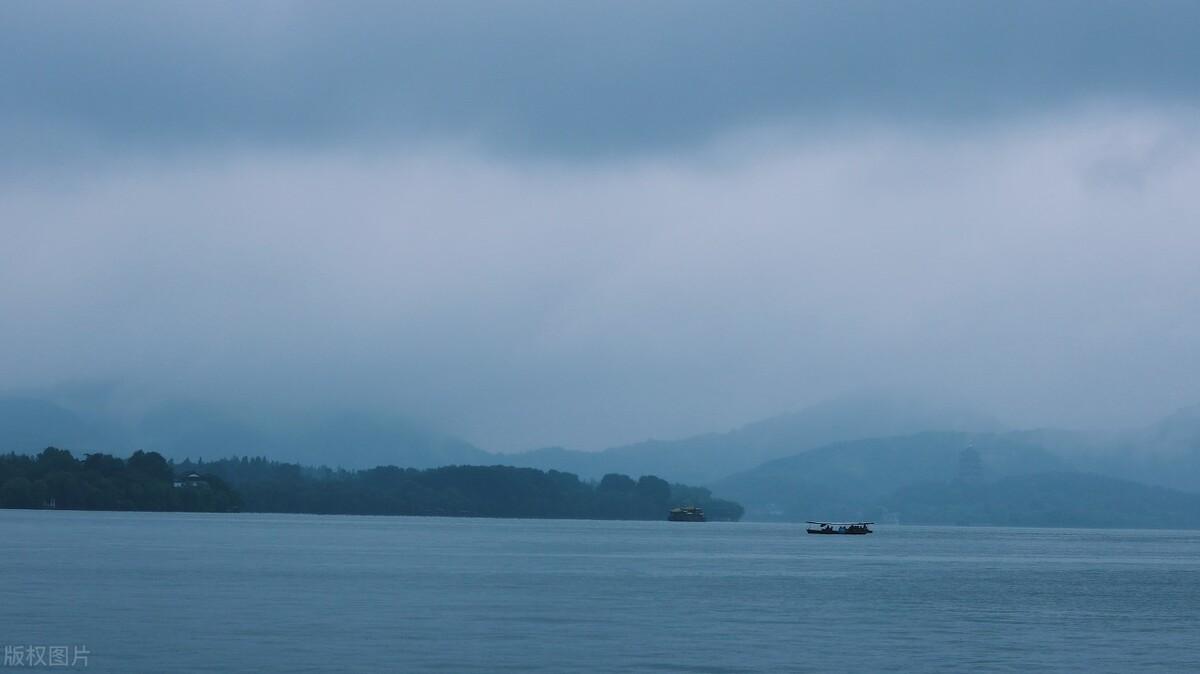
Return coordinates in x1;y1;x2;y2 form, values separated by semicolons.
597;473;636;493
634;475;671;505
0;477;34;508
127;450;173;482
37;447;76;474
84;453;125;477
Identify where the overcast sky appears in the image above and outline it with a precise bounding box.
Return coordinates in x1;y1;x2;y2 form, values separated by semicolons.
3;1;1200;451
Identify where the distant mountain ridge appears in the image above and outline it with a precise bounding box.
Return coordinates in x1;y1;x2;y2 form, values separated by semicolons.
0;392;1007;484
5;392;1200;527
0;398;124;452
710;431;1067;520
1016;406;1200;493
505;395;1001;483
708;410;1200;523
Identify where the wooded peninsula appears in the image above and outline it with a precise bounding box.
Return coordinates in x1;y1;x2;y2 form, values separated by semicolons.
0;448;744;521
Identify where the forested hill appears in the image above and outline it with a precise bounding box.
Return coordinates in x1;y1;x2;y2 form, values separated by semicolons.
0;448;744;521
178;457;744;520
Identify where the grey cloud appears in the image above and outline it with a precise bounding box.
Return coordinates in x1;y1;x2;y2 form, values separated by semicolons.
5;4;1200;454
3;110;1199;451
3;1;1200;158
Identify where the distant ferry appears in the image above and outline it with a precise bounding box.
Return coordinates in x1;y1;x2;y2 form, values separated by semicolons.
806;521;873;535
668;506;706;522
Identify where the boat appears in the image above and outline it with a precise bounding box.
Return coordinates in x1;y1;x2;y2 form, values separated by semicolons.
668;506;706;522
806;521;873;535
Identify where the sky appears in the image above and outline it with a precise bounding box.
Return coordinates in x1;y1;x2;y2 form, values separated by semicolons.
3;1;1200;452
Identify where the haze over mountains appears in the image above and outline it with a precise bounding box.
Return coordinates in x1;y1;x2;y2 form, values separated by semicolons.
5;2;1200;531
4;390;1200;525
504;395;1001;484
2;391;998;477
0;396;490;469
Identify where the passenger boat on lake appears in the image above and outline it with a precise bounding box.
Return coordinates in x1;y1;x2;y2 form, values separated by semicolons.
668;506;706;522
806;521;872;535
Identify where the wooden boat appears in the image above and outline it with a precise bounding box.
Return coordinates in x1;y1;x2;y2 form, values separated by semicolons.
806;521;873;535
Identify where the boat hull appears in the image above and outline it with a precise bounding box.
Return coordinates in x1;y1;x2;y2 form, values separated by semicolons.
806;528;871;535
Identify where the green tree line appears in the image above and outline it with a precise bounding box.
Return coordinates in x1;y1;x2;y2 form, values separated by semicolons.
178;456;743;520
0;449;743;520
0;447;238;512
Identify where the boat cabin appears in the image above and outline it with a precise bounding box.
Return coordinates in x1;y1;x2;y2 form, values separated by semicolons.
806;521;873;535
668;506;706;522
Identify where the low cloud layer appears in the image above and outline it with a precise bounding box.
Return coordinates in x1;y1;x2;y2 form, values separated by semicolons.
5;107;1199;450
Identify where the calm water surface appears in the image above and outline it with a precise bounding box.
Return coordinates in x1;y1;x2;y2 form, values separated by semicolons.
3;511;1198;672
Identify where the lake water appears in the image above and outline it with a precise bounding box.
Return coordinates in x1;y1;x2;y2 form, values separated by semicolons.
3;511;1199;672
